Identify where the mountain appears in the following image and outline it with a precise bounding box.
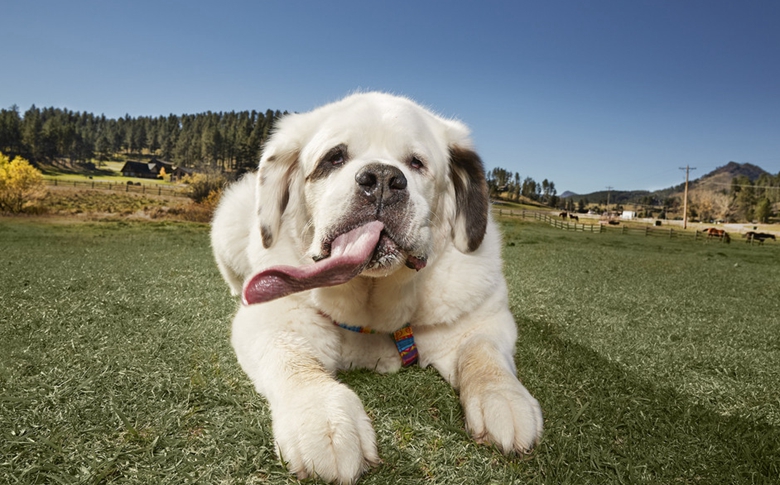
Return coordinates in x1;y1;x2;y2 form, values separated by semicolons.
703;161;768;181
562;162;772;204
689;161;768;191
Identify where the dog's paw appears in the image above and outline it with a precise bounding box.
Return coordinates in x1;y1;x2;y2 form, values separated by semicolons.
461;375;543;454
272;382;379;484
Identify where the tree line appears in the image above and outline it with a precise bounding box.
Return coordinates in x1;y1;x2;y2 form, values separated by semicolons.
487;167;559;208
724;174;780;223
0;105;287;172
0;104;565;207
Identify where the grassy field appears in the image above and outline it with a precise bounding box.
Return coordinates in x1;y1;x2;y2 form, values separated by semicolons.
39;159;179;187
1;217;778;484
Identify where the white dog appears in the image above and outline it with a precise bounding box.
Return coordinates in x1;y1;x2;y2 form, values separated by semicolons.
211;92;542;484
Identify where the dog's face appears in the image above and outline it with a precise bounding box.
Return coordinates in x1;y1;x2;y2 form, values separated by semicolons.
256;92;489;276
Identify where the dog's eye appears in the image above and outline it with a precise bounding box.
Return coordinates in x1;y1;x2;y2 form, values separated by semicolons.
307;144;349;182
409;156;425;170
325;145;347;166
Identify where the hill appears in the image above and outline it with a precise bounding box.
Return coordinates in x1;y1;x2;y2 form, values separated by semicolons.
689;161;768;192
563;162;772;205
560;161;779;222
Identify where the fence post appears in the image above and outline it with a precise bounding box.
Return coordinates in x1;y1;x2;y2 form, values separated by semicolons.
499;209;502;216
158;187;161;196
669;229;673;239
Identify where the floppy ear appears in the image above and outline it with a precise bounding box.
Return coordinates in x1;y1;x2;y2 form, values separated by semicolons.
256;127;301;249
449;146;489;253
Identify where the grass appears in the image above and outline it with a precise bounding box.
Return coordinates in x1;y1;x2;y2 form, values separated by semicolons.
42;173;176;187
1;217;778;484
39;159;178;187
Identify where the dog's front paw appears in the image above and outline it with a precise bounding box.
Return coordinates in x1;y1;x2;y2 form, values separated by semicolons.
272;382;379;484
461;374;543;454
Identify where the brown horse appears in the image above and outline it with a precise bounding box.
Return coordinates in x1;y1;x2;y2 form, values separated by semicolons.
705;227;731;243
569;214;579;221
559;211;568;219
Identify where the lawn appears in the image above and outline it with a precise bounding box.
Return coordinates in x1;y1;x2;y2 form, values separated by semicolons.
0;217;778;484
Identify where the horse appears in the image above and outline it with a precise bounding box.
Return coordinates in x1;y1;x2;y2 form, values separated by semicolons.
745;231;776;244
569;214;579;221
559;211;568;219
705;227;730;243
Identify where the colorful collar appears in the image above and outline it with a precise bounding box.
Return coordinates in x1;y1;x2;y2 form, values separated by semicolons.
333;321;419;367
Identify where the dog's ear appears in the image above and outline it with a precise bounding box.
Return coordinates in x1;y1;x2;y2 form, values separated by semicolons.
449;145;489;253
256;125;301;249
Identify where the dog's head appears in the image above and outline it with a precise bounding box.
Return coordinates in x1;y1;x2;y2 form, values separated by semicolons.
256;92;489;276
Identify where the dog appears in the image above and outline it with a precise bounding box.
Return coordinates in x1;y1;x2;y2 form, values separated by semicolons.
210;92;543;484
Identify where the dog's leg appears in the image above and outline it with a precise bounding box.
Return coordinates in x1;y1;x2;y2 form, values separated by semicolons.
338;330;402;373
231;304;379;484
415;306;543;454
456;334;543;453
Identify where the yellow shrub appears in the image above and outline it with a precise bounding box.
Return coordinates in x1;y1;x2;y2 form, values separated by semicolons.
0;152;47;213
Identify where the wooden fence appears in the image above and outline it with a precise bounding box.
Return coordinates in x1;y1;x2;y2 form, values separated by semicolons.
45;178;186;198
493;208;742;244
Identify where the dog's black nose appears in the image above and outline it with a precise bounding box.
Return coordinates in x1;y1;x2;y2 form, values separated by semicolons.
355;163;407;206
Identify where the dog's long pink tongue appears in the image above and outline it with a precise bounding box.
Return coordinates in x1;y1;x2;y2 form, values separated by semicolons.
242;221;384;305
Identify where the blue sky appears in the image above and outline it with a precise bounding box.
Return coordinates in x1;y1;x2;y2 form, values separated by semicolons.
3;1;779;194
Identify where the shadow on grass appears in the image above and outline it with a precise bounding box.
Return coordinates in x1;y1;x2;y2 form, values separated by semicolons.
338;310;779;484
516;315;779;484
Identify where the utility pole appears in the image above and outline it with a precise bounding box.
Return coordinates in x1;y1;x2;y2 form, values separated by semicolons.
679;165;696;229
605;186;613;214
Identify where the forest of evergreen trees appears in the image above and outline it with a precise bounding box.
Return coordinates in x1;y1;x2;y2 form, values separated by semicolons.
0;104;566;208
0;105;287;172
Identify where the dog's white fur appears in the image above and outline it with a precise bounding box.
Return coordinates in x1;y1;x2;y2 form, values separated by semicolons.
211;92;542;484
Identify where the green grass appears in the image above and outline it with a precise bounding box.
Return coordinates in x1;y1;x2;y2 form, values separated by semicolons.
40;160;178;186
1;218;778;484
43;173;176;186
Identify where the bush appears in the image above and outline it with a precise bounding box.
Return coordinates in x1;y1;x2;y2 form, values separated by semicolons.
181;173;225;204
0;152;47;213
